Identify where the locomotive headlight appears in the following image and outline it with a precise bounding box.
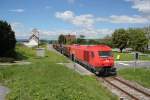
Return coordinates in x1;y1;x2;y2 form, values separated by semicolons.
105;60;109;63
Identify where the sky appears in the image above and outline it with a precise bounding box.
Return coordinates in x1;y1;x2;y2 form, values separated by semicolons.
0;0;150;40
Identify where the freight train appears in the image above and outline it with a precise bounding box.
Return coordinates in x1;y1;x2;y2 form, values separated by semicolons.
53;44;116;76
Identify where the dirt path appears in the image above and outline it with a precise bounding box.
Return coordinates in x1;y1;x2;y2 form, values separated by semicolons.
0;86;9;100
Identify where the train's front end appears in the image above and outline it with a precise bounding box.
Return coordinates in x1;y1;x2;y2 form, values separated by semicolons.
93;46;116;76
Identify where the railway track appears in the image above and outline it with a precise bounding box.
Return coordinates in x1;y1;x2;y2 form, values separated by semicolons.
52;46;150;100
97;76;150;100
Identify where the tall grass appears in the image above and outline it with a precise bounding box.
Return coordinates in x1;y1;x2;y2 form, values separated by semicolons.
0;45;117;100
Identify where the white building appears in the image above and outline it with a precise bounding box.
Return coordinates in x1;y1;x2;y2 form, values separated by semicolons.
24;29;39;47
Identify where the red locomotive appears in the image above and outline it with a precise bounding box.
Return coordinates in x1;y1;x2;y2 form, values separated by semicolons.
53;44;116;76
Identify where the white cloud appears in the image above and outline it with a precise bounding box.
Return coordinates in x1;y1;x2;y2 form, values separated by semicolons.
39;28;113;39
56;10;149;25
77;28;114;39
38;29;77;40
97;15;149;24
124;0;150;23
56;11;74;21
11;22;23;30
11;22;30;39
55;10;94;28
9;9;24;13
10;21;113;40
96;17;109;22
73;14;94;27
125;0;150;14
109;15;148;23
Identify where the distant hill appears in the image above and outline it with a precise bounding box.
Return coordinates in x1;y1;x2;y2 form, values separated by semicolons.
17;39;28;42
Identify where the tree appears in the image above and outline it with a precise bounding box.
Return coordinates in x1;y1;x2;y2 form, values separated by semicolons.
0;20;16;57
143;25;150;40
128;28;148;52
99;35;113;47
87;39;99;45
143;25;150;50
76;35;86;44
112;29;129;52
58;34;66;44
79;35;85;39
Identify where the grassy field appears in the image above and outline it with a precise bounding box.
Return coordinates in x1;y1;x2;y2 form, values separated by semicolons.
113;52;150;61
118;68;150;88
0;45;117;100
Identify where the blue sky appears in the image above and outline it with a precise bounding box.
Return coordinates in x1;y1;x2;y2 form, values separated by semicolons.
0;0;150;40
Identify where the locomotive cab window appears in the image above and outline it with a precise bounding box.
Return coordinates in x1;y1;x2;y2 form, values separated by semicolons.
99;51;112;57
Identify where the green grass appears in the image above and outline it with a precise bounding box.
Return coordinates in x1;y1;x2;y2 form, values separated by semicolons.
143;50;150;54
15;44;36;60
113;52;150;61
118;68;150;88
0;45;117;100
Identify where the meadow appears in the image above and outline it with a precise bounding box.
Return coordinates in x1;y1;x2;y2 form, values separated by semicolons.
118;67;150;88
113;52;150;61
0;44;117;100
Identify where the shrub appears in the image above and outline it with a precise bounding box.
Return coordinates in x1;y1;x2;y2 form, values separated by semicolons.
0;20;16;57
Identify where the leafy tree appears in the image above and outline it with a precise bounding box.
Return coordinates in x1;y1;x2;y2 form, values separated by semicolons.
76;35;86;44
99;35;113;47
58;34;66;44
143;25;150;50
0;20;16;57
87;39;99;45
143;25;150;40
128;28;148;52
112;29;129;52
79;35;85;39
66;39;75;44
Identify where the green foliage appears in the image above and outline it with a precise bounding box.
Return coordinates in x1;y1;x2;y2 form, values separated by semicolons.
143;25;150;40
112;29;129;52
128;28;148;52
119;68;150;88
76;38;86;44
113;52;150;61
58;34;66;44
0;46;117;100
15;44;36;60
87;39;99;45
76;35;86;44
143;50;150;54
111;28;149;52
66;39;75;45
99;35;113;47
0;20;16;57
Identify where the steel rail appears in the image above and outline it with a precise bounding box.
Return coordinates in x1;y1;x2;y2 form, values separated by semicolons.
112;77;150;97
98;77;139;100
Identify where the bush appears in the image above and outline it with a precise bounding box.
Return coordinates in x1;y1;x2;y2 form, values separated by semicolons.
0;20;16;57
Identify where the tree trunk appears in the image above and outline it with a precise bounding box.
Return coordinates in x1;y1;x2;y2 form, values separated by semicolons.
120;48;123;53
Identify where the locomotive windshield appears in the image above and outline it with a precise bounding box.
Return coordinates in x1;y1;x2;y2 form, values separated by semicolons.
99;51;112;57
